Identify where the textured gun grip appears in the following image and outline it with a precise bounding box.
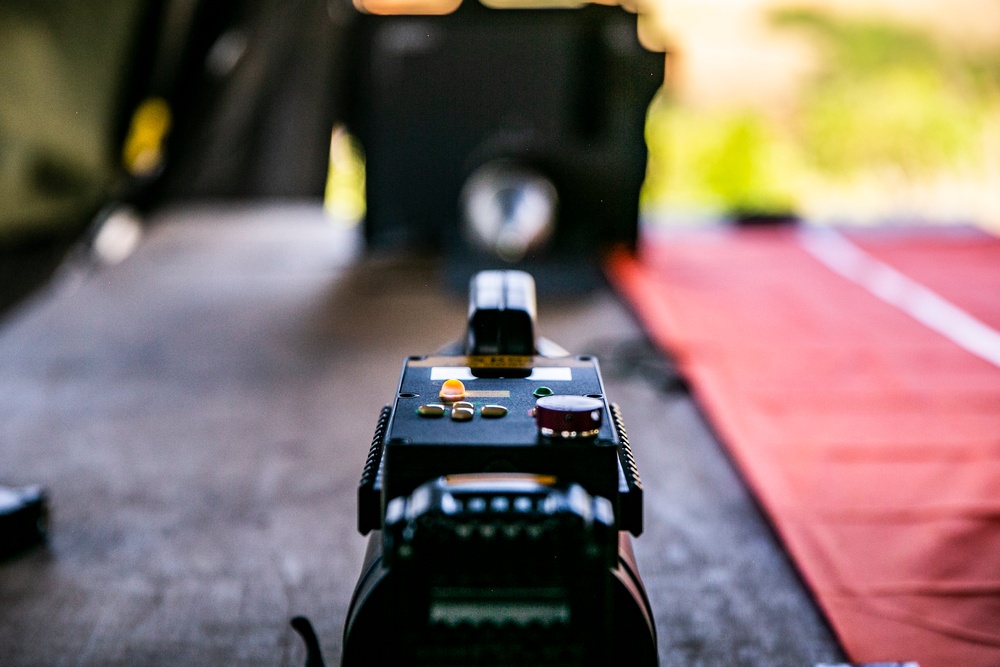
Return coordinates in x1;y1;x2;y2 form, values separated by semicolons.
610;402;644;536
358;405;392;535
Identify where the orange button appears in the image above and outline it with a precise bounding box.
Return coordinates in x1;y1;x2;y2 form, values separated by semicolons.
439;378;466;401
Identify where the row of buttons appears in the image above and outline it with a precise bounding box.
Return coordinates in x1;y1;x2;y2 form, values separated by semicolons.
417;401;509;421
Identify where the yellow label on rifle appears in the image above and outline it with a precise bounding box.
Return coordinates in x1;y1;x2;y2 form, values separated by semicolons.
465;390;511;398
466;355;533;369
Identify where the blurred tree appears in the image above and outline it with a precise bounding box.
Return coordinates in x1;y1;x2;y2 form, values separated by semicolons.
773;9;997;178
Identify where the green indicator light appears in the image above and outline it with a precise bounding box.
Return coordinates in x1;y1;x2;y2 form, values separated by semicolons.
533;386;554;398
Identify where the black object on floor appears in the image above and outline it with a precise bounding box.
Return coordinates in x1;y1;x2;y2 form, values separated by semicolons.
0;484;49;560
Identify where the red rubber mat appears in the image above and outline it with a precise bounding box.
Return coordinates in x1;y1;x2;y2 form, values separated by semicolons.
607;226;1000;667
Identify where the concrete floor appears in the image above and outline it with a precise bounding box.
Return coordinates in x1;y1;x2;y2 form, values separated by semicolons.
0;203;844;666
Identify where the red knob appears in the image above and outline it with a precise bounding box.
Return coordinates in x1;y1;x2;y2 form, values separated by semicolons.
534;395;603;439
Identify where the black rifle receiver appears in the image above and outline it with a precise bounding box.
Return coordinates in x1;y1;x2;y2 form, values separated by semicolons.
305;270;656;666
465;270;537;358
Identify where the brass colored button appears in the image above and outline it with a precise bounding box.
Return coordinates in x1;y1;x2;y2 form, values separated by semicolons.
481;405;508;418
416;403;446;417
451;406;475;421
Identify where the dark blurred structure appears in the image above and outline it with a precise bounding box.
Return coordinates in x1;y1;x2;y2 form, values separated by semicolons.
147;0;353;201
345;2;664;289
154;1;664;289
0;1;157;315
1;0;662;308
0;0;351;315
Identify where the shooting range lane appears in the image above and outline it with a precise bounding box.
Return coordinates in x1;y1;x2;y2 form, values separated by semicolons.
0;204;841;665
607;225;1000;667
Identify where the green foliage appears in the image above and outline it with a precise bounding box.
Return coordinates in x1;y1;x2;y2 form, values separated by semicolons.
770;9;945;73
642;8;1000;220
773;8;997;177
642;102;799;215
